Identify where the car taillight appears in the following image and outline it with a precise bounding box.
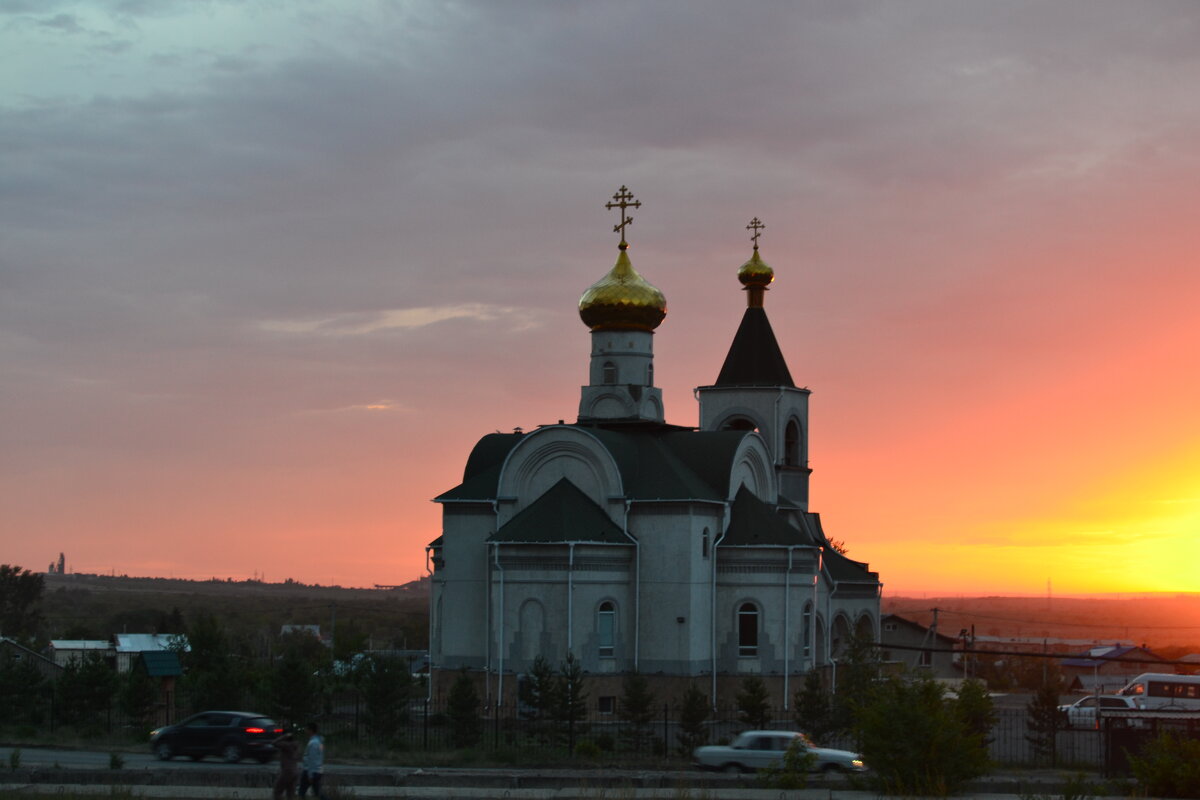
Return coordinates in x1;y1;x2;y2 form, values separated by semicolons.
273;728;283;734
245;727;265;734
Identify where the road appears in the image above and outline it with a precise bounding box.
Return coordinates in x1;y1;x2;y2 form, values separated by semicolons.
0;745;379;773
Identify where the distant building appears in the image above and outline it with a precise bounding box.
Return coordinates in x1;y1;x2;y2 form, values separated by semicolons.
879;614;961;680
114;633;188;673
281;624;322;637
1;636;63;679
1062;644;1168;693
48;639;113;668
429;198;881;708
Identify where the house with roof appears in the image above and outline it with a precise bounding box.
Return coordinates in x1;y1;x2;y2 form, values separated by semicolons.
114;633;188;673
48;639;114;668
1062;644;1168;693
1;636;63;680
429;195;881;709
879;614;961;681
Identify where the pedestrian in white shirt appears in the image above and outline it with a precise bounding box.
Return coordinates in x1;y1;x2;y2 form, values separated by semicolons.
298;722;328;799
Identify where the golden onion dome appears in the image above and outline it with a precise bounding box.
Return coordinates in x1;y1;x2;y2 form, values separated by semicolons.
738;247;774;289
579;248;667;331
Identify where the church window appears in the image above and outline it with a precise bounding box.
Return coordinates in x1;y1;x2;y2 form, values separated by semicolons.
647;362;654;386
723;417;757;432
738;602;759;657
784;419;801;466
597;601;616;657
603;361;617;384
701;528;710;559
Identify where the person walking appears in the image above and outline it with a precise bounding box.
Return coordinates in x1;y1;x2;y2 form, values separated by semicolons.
271;731;300;800
298;722;328;799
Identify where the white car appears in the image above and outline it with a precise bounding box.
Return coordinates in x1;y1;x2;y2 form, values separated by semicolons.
1057;695;1143;729
694;730;866;774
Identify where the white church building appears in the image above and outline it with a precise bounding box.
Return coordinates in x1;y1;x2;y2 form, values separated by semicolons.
428;190;880;708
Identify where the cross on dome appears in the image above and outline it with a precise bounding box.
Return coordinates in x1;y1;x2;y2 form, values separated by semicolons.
747;217;765;249
605;185;641;250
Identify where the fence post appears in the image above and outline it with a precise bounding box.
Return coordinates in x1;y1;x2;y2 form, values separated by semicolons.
423;698;429;750
663;703;669;754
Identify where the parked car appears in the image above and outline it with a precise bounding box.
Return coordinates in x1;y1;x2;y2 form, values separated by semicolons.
1057;695;1143;729
150;711;284;763
694;730;866;774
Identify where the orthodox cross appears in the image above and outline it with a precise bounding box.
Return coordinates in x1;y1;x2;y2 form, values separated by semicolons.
747;217;765;249
606;186;641;249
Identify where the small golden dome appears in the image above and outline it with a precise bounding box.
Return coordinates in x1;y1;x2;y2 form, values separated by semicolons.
579;248;667;331
738;247;774;289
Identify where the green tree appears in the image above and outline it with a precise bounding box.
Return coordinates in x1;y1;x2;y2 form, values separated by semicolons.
180;613;248;711
518;654;559;744
0;651;47;726
618;672;656;752
56;653;117;728
0;565;45;644
269;632;326;726
358;653;413;741
332;620;369;662
736;675;772;730
556;653;588;754
118;662;160;728
794;669;835;741
831;625;881;738
955;679;996;745
675;683;711;756
1025;671;1064;767
854;674;989;796
446;669;481;748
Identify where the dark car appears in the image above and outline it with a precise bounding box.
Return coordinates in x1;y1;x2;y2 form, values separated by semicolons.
150;711;283;763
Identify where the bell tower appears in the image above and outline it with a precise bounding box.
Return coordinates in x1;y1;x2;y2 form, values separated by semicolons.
697;218;811;507
578;187;667;423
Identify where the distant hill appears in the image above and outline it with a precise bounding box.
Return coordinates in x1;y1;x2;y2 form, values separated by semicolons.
39;572;430;648
883;594;1200;653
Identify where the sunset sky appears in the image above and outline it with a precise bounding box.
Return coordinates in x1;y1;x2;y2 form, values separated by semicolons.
4;1;1199;596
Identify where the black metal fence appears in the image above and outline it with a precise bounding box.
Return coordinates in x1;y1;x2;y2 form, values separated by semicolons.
15;689;1200;775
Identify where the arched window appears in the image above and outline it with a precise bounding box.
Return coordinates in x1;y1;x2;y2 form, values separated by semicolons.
738;602;759;657
597;601;616;657
602;362;617;384
701;528;710;559
722;417;757;432
647;362;654;386
784;419;801;466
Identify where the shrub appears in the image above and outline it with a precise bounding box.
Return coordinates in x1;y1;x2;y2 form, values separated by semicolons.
854;674;990;796
1128;732;1200;799
758;738;817;790
574;739;602;759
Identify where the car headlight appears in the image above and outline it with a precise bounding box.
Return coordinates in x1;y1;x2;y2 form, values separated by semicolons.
851;759;865;769
149;729;161;739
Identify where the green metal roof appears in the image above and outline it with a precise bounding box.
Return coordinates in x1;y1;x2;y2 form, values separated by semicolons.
138;650;182;677
806;512;879;582
721;486;813;546
435;424;751;504
488;478;628;544
713;307;795;388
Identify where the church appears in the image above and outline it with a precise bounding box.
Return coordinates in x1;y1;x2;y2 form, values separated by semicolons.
428;188;881;709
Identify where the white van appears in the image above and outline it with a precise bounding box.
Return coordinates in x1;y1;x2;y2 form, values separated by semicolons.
1117;673;1200;710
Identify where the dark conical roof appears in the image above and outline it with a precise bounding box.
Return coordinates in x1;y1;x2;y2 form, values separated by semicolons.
713;306;794;387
